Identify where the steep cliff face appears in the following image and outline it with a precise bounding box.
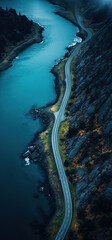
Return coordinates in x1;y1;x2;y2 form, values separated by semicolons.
65;11;112;240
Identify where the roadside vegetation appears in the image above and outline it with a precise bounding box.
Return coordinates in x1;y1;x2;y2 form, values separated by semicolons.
58;119;78;239
40;45;76;239
40;3;86;239
50;58;66;113
41;119;65;240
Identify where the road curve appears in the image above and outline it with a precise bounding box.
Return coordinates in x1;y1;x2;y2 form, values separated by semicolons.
52;11;93;240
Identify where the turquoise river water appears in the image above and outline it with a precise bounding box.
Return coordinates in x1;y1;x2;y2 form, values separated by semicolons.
0;0;79;239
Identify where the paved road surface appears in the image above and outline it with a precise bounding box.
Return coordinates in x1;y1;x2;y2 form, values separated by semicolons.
52;11;93;240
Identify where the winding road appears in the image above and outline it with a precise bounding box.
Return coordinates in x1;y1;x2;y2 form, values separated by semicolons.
52;10;93;240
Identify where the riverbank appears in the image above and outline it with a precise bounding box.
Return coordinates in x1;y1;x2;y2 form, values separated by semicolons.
0;3;77;239
19;3;87;239
0;2;81;240
21;36;78;240
0;22;44;72
23;53;68;239
38;6;84;240
22;107;57;239
38;1;96;239
49;0;88;40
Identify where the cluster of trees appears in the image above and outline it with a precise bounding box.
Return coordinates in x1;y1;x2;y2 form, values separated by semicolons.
0;7;33;58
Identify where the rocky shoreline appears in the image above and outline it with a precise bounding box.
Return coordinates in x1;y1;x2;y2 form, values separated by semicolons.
23;6;84;240
0;3;83;239
20;40;78;239
23;2;112;240
22;106;56;239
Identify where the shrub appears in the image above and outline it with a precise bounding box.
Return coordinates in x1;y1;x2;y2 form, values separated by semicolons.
77;208;85;219
65;169;70;177
67;126;78;138
85;160;92;173
78;219;96;236
91;194;112;214
68;230;77;239
99;215;112;228
69;176;73;183
99;152;111;162
78;120;86;130
64;160;69;167
88;131;102;144
82;146;89;158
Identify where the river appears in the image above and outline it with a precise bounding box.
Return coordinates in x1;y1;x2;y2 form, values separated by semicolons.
0;0;78;239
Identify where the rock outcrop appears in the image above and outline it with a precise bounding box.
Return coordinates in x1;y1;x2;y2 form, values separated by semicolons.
48;0;112;239
64;5;112;240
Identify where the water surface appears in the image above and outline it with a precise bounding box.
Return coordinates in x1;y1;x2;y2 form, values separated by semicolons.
0;0;78;239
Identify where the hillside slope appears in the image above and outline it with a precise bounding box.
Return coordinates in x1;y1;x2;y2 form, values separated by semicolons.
48;0;112;239
65;16;112;239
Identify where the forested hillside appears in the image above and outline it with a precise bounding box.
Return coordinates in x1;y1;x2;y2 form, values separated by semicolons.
0;7;33;58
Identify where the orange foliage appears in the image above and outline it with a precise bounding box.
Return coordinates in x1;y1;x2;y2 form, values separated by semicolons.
90;160;94;166
85;204;94;220
87;215;94;220
85;204;91;215
79;176;83;182
77;234;83;240
102;146;112;154
79;130;86;136
93;127;102;134
97;183;106;193
74;223;79;231
105;231;111;236
97;187;103;193
73;153;81;163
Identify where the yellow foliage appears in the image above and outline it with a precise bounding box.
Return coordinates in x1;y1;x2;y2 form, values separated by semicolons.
74;223;79;231
85;204;91;215
102;147;112;154
3;59;8;63
79;130;86;136
93;127;102;134
50;105;57;112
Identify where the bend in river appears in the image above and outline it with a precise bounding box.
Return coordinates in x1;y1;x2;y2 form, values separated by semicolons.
0;0;79;239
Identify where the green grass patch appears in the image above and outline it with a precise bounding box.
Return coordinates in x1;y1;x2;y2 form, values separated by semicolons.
58;119;78;239
58;120;69;163
41;119;65;240
50;58;66;113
